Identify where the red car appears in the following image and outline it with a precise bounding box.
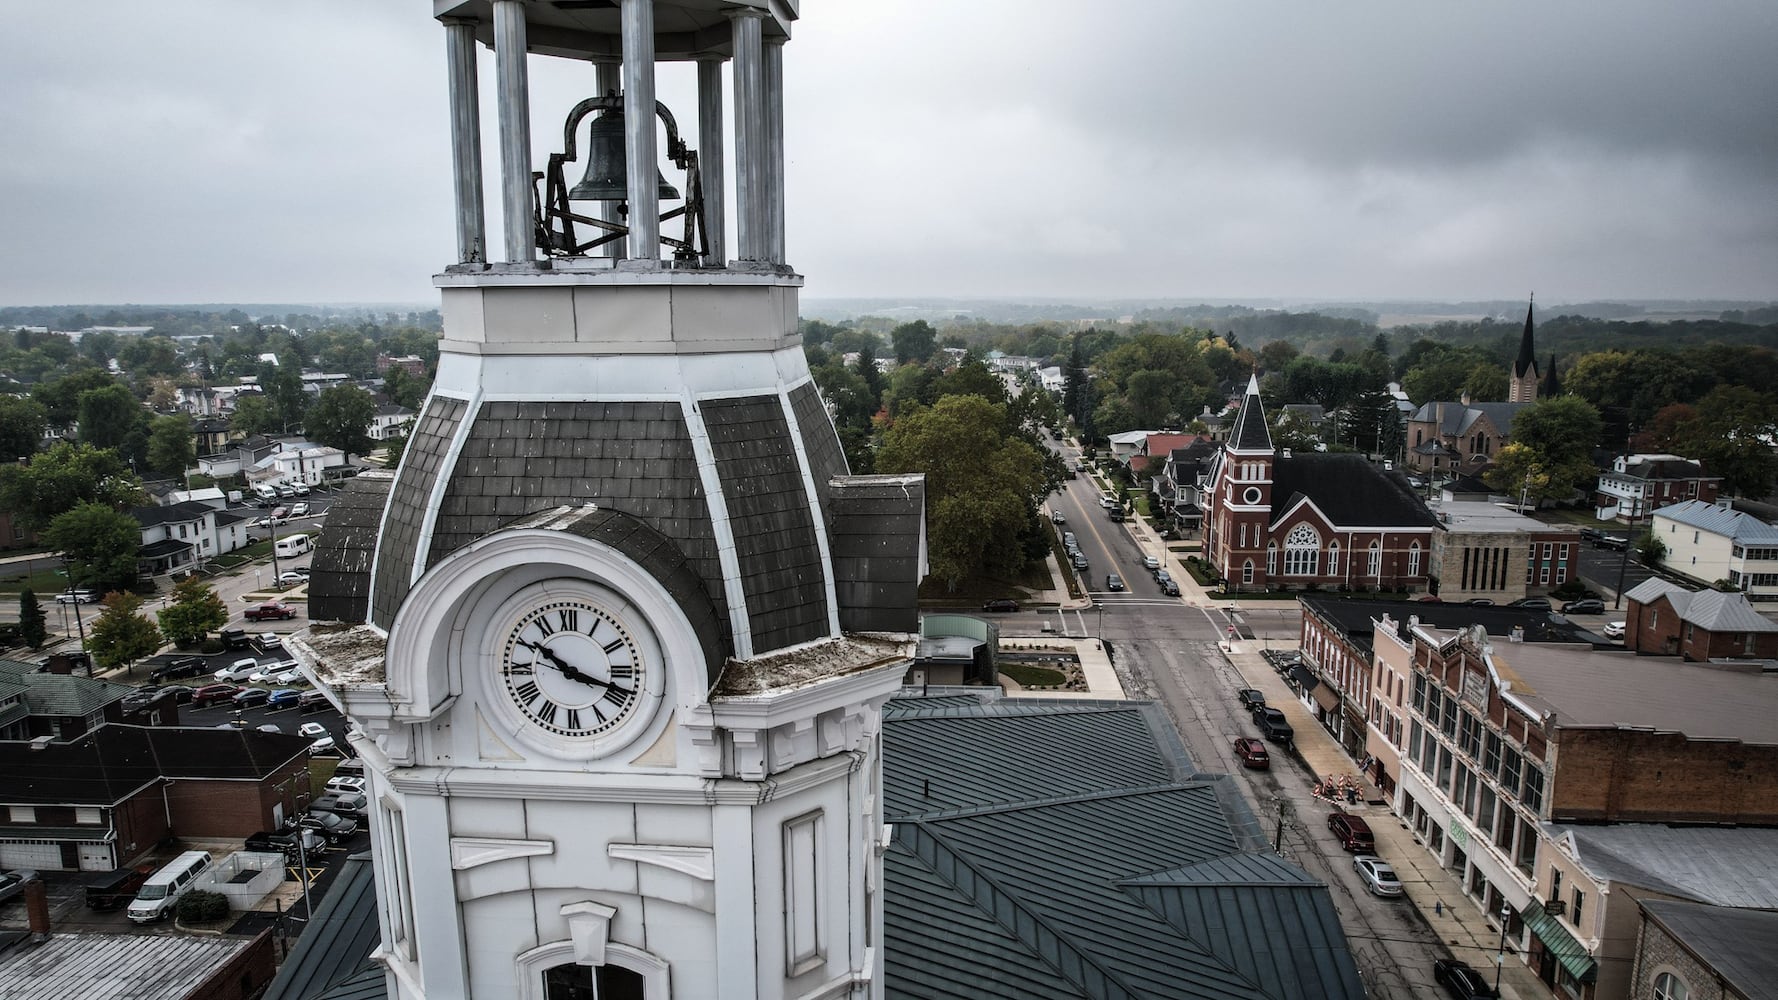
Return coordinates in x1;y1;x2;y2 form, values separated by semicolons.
1327;812;1376;852
1232;737;1270;769
244;602;298;622
191;683;242;707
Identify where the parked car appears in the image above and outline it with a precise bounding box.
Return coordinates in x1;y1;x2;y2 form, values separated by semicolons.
220;628;250;650
245;827;326;862
1327;812;1376;852
1507;597;1552;611
325;775;368;796
277;571;308;587
157;685;196;704
265;688;302;709
1106;508;1125;522
232;687;271;708
215;658;261;682
1579;527;1605;543
55;589;99;605
292;482;310;495
299;721;331;740
300;810;359;844
150;656;208;682
1159;578;1180;596
291;502;310;517
309;735;339;754
1237;689;1267;710
1049;508;1065;525
1595;534;1628;551
0;869;38;905
981;599;1020;613
249;659;298;683
298;690;332;713
244;602;298;622
1105;573;1125;592
270;665;305;685
1432;958;1500;999
252;633;284;654
83;866;151;911
1153;567;1172;584
1353;855;1403;897
1560;598;1606;615
1141;556;1160;571
311;792;369;820
1098;493;1118;509
1231;737;1270;770
1602;621;1626;639
191;683;242;707
1071;552;1089;570
120;688;167;714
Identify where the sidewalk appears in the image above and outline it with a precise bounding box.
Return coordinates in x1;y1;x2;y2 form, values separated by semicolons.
1220;637;1546;1000
998;635;1126;700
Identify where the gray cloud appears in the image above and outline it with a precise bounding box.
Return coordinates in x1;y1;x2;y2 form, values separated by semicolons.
2;1;1774;306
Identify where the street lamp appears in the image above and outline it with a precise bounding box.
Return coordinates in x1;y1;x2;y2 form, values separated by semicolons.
1494;904;1512;991
1273;798;1294;854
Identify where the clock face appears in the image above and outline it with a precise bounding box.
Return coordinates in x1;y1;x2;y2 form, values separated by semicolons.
499;595;645;739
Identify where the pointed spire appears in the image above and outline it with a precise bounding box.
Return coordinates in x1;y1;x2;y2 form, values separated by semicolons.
1513;295;1539;380
1541;353;1561;397
1230;370;1273;452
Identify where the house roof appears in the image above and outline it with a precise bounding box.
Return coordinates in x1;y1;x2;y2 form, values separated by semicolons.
131;500;214;528
1655;499;1778;543
214;508;251;527
0;931;264;1000
1144;433;1195;457
262;853;383;1000
882;695;1365;999
1544;822;1778;909
1229;374;1272;452
1629;579;1778;632
0;723;312;805
1271;454;1438;529
1624;578;1688;605
1637;899;1778;1000
0;660;133;717
137;538;192;559
1299;597;1603;659
1618;456;1716;483
1410;400;1532;438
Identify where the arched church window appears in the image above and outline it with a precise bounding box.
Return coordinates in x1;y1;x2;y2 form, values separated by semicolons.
1242;560;1254;584
1408;542;1422;576
1266;541;1277;575
1327;541;1340;577
1283;523;1320;576
544;963;646;1000
1367;540;1381;576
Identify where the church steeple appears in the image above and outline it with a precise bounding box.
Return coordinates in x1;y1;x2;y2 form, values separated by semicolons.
1229;372;1274;453
1509;296;1540;403
1540;352;1561;397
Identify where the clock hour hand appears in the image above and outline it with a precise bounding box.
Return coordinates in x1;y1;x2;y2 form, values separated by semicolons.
524;641;606;689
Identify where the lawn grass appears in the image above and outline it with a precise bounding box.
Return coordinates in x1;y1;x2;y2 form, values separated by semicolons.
998;663;1066;687
0;568;73;595
917;559;1056;605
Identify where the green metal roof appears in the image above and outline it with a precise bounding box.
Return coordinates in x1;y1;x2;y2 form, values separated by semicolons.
883;695;1366;999
0;659;132;717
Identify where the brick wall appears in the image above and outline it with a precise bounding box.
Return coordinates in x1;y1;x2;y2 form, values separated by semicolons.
114;786;172;864
190;930;278;1000
1628;912;1736;1000
1680;624;1778;663
1549;728;1778;825
1625;596;1680;655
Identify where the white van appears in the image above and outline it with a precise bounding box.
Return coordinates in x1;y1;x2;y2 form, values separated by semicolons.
252;484;277;501
128;851;213;923
275;534;311;558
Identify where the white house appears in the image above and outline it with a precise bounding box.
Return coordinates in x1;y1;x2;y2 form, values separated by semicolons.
131;502;252;577
1652;499;1778;601
368;404;415;441
247;445;349;489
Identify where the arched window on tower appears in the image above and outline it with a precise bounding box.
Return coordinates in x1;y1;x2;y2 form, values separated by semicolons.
544;963;646;1000
1283;523;1320;576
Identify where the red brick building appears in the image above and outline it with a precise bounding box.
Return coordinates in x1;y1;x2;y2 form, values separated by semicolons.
1622;578;1778;661
1204;375;1438;593
1594;454;1722;523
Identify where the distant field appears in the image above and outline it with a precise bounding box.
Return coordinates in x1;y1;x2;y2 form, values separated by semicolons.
1375;313;1490;328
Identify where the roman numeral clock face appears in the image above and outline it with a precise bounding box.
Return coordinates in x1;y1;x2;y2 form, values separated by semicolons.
499;597;645;740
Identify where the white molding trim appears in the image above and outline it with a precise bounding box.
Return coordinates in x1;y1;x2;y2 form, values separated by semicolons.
513;938;672;1000
449;837;555;870
561;900;619;965
607;843;716;881
776;380;844;637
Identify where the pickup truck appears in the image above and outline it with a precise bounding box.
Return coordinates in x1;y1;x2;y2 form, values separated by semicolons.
244;602;298;622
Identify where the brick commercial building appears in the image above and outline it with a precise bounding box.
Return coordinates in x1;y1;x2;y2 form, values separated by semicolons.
1426;502;1583;602
1629;899;1778;1000
1622;578;1778;662
1393;626;1778;999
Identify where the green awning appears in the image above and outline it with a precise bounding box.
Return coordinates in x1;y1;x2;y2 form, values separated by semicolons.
1521;900;1598;983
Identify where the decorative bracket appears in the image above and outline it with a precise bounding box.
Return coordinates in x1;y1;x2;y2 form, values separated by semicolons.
562;900;619;966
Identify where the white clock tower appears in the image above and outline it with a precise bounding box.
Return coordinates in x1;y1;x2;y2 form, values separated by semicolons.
292;4;925;999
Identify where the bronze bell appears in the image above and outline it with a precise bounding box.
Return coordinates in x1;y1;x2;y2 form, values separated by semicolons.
569;107;681;202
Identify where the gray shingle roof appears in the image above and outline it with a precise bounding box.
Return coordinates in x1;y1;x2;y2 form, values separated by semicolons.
1545;822;1778;908
1655;499;1778;543
131;500;216;528
309;470;393;624
1271;454;1438;529
1638;899;1778;1000
883;696;1364;999
1624;578;1688;605
0;660;132;717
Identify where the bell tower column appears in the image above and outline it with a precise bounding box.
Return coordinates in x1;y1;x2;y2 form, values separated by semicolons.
731;10;765;263
697;55;727;265
492;0;535;264
619;0;659;261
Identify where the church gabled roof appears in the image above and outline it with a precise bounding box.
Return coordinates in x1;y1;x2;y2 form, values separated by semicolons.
1513;299;1539;380
1228;374;1273;453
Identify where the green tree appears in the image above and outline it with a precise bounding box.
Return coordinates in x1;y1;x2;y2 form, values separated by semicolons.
1487;396;1604;502
1061;338;1088;428
17;589;47;651
146;414;196;479
1483;444;1552;509
89;592;162;673
262;364;309;431
890;320;938;365
0;395;47;461
0;441;144;531
876;395;1046;591
229;395;279;437
1258;340;1299;370
77;383;143;450
156;577;229;646
383;366;432;410
853;343;886;408
1671;386;1778;497
306;385;378;458
382;432;409;469
31;368;117;428
1461;363;1509;402
933;355;1006;404
1638;532;1667;567
42;503;142;593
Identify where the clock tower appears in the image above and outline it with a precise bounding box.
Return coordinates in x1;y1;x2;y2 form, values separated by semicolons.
292;4;926;999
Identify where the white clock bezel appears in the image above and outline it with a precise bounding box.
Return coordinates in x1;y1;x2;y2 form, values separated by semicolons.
478;578;665;760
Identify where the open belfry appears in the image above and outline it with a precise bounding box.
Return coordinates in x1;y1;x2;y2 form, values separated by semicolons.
292;2;926;997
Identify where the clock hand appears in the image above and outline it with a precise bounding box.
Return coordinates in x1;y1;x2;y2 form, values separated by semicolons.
525;642;605;688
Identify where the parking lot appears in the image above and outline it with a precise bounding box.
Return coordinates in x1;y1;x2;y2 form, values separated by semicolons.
137;644;348;744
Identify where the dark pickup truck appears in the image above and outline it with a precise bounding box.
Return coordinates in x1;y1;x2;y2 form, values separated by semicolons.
84;866;152;910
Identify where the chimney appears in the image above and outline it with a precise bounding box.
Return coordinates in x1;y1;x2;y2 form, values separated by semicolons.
24;878;50;940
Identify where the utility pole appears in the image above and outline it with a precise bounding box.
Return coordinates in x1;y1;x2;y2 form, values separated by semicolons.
1493;905;1512;992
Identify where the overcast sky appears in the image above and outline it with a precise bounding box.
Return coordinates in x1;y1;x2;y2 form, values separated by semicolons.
3;2;1775;307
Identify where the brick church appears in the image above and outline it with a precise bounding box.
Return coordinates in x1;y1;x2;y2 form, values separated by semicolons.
1204;375;1439;593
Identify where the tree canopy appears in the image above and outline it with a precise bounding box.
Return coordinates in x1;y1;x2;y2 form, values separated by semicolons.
157;577;229;646
0;441;144;531
90;592;161;672
42;502;143;593
306;384;378;457
146;414;196;479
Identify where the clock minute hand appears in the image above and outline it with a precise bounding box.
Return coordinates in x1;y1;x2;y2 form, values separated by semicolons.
527;642;605;688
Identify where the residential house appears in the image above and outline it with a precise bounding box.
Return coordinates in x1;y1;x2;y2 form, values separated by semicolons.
0;510;36;552
1204;375;1439;593
0;724;315;870
376;353;428;377
197;434;280;479
1649;499;1778;600
1154;438;1219;532
1297;599;1601;791
367;403;415;442
1427;501;1583;603
1394;628;1778;999
0;658;134;742
1129;431;1196;477
244;442;350;490
1036;365;1063;393
192;415;235;455
1622;578;1778;661
1595;454;1721;522
1628;899;1778;1000
132;500;252;576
